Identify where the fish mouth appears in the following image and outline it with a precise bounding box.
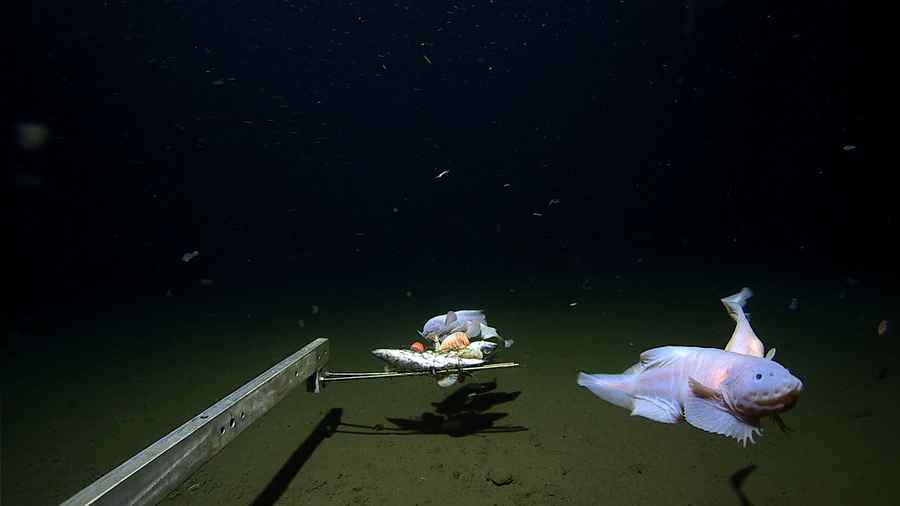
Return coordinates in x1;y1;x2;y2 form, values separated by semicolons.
750;379;803;409
755;395;793;407
754;388;802;408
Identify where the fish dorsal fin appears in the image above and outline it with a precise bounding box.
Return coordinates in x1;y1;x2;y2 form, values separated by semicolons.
444;311;458;327
765;348;776;360
685;377;762;446
453;310;485;322
639;346;693;370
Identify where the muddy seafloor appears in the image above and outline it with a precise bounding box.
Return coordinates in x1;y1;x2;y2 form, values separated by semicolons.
4;269;898;505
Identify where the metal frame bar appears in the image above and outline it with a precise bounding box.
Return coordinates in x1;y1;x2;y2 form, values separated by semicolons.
61;338;330;506
318;361;520;383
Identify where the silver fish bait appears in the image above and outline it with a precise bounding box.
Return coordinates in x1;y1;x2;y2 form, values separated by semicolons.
371;349;485;372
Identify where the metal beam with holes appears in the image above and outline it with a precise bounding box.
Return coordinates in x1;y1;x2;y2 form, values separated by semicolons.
61;338;330;506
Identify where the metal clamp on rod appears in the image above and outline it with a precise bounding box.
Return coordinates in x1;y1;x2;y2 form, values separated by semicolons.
62;338;330;506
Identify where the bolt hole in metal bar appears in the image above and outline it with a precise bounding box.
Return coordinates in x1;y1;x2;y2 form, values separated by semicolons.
61;338;330;506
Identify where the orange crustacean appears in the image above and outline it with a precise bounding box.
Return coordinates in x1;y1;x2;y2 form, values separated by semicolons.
439;331;470;353
410;341;426;353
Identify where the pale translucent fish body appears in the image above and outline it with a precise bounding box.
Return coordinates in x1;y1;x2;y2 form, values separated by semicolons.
421;310;485;337
578;346;802;445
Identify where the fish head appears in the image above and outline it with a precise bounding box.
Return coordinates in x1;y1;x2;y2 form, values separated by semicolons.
371;349;399;363
724;357;803;418
421;319;446;337
469;340;499;357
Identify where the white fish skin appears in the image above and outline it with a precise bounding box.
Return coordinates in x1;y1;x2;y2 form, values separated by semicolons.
371;349;485;372
577;346;803;446
479;322;499;340
466;340;498;358
421;310;486;337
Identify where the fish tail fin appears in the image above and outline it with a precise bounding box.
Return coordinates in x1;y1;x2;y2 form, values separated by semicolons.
577;372;633;410
721;287;766;357
437;373;459;387
721;287;753;322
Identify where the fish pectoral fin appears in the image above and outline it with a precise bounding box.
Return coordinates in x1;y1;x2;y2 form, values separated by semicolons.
688;376;721;399
631;396;682;423
765;348;777;360
639;346;692;370
684;396;762;446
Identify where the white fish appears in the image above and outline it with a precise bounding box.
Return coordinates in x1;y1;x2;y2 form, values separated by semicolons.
478;322;498;339
420;310;486;338
577;288;802;445
371;349;485;388
407;309;514;386
465;340;498;358
477;323;514;350
577;347;802;445
371;349;485;372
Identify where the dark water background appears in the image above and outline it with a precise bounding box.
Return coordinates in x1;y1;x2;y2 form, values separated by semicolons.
5;0;887;504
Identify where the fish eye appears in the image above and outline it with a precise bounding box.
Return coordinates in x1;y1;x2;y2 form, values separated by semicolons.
755;373;763;380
